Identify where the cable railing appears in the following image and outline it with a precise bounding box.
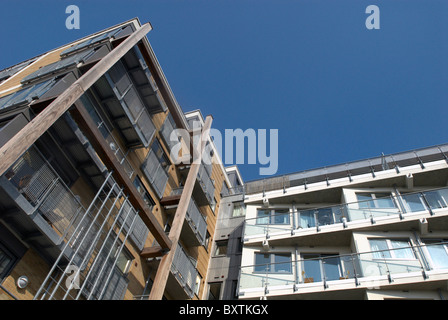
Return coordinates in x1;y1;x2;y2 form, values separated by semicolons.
243;187;448;239
239;241;448;294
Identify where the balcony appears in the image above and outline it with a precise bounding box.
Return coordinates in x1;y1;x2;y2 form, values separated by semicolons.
239;241;448;298
196;162;215;206
162;188;207;247
0;146;149;300
147;243;199;299
170;244;199;299
243;187;448;241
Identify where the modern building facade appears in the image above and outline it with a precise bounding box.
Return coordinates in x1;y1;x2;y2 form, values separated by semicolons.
221;144;448;300
1;18;448;301
0;18;235;300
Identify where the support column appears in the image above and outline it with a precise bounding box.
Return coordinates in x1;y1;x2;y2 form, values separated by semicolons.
147;115;213;300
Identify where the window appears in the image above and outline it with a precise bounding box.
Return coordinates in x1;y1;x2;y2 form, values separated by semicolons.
357;192;396;209
194;274;202;296
254;253;292;273
422;239;448;270
133;176;155;208
256;208;290;225
152;139;170;172
369;239;415;260
204;231;211;251
302;254;342;282
111;241;134;275
211;197;217;213
232;202;246;217
422;189;448;210
207;282;222;300
214;240;228;256
298;209;316;228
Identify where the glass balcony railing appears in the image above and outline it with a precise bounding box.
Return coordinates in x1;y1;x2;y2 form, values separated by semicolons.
239;242;448;294
243;187;448;239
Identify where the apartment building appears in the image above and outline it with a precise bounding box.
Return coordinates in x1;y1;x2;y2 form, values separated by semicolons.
1;17;448;303
0;18;233;300
221;144;448;300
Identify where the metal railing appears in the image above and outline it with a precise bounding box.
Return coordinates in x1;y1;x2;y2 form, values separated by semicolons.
98;121;134;180
6;146;86;248
3;146;142;300
239;242;448;294
171;244;198;298
243;187;448;239
222;144;448;198
197;163;215;205
33;171;138;300
186;198;208;246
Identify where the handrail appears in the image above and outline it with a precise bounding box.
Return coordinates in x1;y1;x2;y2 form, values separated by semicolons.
239;241;448;293
244;185;448;224
240;241;448;270
240;143;448;195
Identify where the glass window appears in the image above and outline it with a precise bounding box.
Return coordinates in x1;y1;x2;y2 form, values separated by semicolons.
254;253;271;273
207;282;222;300
423;189;448;210
422;240;448;270
274;253;292;273
357;192;396;209
316;208;334;225
273;209;290;224
390;240;415;259
256;209;270;225
302;255;322;282
370;239;392;259
194;274;202;296
369;239;415;259
232;203;246;217
299;210;315;228
254;253;292;273
400;193;426;212
214;240;228;256
110;241;134;275
256;209;290;225
302;254;342;283
152;139;170;172
133;176;155;208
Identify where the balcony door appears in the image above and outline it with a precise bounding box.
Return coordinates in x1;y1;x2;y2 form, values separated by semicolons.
301;254;342;283
422;240;448;270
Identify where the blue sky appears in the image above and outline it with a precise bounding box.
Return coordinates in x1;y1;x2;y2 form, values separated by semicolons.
1;0;447;182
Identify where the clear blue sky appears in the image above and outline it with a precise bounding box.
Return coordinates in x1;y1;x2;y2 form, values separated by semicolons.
1;0;447;182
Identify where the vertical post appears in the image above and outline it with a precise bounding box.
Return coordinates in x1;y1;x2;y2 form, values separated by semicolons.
148;115;213;300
